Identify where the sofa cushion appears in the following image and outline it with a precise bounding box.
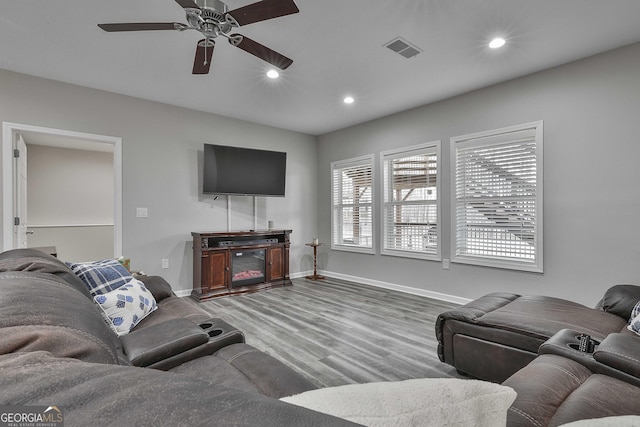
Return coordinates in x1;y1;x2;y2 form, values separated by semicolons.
549;375;640;425
478;295;628;342
504;354;640;426
66;258;133;296
94;279;157;336
171;343;317;399
281;378;517;427
0;271;120;364
0;351;357;427
0;248;91;298
599;285;640;321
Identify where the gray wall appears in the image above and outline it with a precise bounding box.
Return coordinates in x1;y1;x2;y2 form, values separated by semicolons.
2;42;639;304
0;69;317;295
317;42;640;306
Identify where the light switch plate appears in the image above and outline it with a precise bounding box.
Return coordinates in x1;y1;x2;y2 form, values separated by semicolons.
136;208;148;218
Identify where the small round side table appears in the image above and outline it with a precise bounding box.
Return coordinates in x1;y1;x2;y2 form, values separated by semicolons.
305;242;325;281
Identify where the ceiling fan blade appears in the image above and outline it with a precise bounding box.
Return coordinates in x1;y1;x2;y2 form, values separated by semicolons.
225;0;299;27
175;0;200;9
193;39;215;74
229;34;293;70
98;23;181;32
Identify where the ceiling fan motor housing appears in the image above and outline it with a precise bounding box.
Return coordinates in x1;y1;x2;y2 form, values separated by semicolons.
188;0;233;38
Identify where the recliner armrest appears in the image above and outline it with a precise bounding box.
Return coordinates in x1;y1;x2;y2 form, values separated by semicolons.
121;318;209;367
136;275;175;301
594;333;640;379
598;284;640;320
435;292;520;343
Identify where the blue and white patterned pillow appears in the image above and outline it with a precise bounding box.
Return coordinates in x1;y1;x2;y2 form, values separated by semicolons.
628;301;640;336
630;300;640;320
93;279;157;336
66;259;133;296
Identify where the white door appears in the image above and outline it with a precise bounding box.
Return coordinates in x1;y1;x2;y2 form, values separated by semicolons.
13;134;28;248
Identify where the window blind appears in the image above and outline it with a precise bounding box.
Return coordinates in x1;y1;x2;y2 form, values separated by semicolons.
452;122;543;271
382;143;439;258
331;156;374;251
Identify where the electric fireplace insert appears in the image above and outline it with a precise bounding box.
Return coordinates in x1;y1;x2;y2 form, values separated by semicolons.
231;248;266;288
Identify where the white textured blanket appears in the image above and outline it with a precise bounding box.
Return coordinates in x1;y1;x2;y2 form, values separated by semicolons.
281;378;517;427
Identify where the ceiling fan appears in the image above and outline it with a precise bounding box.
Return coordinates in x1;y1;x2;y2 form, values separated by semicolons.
98;0;299;75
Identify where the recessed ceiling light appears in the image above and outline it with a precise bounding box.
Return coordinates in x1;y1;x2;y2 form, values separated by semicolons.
489;37;506;49
343;96;355;104
266;69;279;79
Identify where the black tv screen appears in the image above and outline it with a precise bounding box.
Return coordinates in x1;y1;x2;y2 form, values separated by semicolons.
203;144;287;197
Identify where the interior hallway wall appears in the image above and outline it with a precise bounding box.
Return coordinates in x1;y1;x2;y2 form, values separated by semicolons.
0;69;317;295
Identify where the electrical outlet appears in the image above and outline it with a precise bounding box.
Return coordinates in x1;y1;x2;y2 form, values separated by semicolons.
443;259;450;270
162;259;169;269
136;207;148;218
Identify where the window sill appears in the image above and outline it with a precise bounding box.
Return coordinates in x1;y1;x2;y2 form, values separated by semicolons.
331;244;375;255
381;249;440;261
452;255;543;273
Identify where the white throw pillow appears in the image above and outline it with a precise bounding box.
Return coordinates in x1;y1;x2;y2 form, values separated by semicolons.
93;278;157;336
281;378;517;427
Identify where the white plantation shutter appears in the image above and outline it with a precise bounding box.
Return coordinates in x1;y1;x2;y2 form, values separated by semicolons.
381;142;440;259
451;121;543;272
331;155;374;253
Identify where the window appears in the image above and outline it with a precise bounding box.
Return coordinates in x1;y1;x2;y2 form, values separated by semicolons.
381;142;440;259
451;121;543;272
331;155;374;253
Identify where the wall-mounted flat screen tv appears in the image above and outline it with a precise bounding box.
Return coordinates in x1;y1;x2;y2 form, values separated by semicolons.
203;144;287;197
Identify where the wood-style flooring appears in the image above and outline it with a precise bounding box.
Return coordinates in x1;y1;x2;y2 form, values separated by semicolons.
188;277;464;387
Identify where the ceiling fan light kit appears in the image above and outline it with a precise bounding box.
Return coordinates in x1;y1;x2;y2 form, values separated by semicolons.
98;0;299;75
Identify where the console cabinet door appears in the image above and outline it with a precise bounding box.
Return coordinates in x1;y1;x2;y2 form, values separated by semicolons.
203;250;228;292
268;246;284;282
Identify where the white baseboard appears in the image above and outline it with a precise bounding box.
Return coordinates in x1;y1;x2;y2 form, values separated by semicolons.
174;289;191;298
177;271;471;305
315;270;471;305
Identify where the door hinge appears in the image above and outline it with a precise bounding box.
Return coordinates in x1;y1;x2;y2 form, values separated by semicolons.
13;149;20;158
14;217;20;226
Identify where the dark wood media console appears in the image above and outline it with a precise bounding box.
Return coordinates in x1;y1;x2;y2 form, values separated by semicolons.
191;230;292;301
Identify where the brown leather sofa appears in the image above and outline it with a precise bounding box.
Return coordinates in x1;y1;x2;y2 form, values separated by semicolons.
0;249;357;426
504;335;640;425
436;289;638;383
436;286;640;425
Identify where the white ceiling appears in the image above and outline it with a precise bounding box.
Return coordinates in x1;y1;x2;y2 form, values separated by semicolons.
1;1;640;136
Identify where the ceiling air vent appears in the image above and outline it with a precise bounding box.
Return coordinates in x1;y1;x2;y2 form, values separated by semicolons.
384;37;422;59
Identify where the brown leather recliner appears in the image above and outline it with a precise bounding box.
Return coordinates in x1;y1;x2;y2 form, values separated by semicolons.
435;286;640;383
504;332;640;426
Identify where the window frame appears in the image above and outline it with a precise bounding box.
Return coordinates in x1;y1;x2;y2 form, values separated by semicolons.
450;121;544;272
331;154;375;254
380;141;441;261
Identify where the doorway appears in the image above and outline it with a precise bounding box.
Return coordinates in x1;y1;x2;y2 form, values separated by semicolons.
2;122;122;259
